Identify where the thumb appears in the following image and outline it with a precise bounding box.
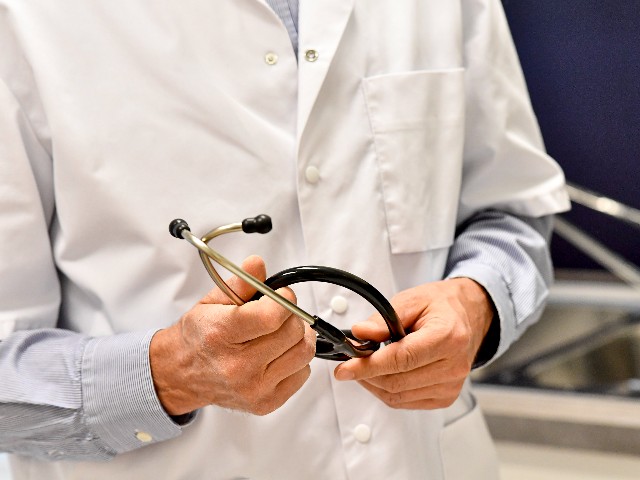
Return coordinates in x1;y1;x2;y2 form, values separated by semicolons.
351;313;390;343
200;255;267;305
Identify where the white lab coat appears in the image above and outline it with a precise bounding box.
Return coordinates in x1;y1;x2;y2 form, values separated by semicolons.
0;0;568;478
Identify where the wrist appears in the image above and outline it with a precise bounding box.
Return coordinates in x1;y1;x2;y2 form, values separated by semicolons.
450;277;496;338
448;277;496;358
461;277;499;367
149;325;198;416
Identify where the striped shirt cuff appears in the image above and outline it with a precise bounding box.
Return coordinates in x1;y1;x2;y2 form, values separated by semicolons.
81;330;189;455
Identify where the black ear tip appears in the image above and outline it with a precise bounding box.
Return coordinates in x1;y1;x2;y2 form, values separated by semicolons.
242;214;272;234
255;214;272;233
169;219;190;239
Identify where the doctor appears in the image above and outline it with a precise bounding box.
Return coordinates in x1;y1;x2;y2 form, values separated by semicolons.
0;0;569;479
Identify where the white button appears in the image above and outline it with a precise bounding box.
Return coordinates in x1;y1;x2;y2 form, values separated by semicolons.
353;424;371;443
135;431;153;443
305;166;320;184
304;49;319;62
330;296;348;314
264;52;278;65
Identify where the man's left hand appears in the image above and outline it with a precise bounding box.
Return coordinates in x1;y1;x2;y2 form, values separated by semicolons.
333;278;494;410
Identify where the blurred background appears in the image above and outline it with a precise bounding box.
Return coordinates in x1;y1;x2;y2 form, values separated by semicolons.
472;1;640;478
1;1;639;478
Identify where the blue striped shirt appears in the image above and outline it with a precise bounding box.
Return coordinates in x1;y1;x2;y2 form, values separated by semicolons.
266;0;299;54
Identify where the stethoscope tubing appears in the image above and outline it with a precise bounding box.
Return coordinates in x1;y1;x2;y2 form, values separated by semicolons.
255;266;406;343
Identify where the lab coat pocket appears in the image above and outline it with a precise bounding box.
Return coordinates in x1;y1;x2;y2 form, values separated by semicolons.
439;393;500;480
363;69;465;254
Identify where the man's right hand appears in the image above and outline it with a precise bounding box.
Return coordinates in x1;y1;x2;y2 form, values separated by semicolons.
149;255;316;416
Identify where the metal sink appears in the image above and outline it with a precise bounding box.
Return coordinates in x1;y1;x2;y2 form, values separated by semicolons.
515;320;640;395
479;313;640;396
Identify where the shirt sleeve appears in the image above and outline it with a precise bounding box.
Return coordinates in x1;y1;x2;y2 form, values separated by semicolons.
444;210;554;367
0;329;190;461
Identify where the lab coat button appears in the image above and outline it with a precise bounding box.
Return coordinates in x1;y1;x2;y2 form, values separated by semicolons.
135;431;153;443
354;424;371;443
330;296;348;314
264;52;279;65
304;49;319;62
305;166;320;184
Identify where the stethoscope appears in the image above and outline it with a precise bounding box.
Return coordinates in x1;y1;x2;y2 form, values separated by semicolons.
169;215;406;361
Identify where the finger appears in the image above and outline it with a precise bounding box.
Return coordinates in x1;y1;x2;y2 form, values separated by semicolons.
242;315;307;365
225;286;299;343
351;288;432;342
334;328;441;380
277;364;312;400
355;360;453;393
264;324;316;385
357;378;465;410
254;365;312;416
201;255;267;305
351;313;390;343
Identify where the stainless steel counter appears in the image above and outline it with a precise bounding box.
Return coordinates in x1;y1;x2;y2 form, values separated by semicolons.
476;384;640;455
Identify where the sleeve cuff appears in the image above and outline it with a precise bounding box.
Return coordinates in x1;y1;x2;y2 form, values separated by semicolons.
81;330;196;455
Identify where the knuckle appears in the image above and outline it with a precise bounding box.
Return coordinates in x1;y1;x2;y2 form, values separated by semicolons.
257;305;285;332
460;364;473;380
194;329;224;362
201;325;223;348
288;317;306;340
277;287;297;304
386;375;408;394
392;345;420;372
251;399;277;416
261;311;284;333
301;364;312;382
436;395;457;409
382;390;406;408
435;383;464;409
450;359;472;379
299;335;316;361
238;379;269;410
218;357;244;384
180;307;204;334
237;387;255;408
444;395;458;408
252;385;289;416
452;330;470;351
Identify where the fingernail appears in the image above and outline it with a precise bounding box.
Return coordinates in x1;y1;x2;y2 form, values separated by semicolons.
335;369;355;381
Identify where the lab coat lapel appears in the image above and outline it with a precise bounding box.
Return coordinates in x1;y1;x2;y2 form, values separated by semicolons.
296;0;356;141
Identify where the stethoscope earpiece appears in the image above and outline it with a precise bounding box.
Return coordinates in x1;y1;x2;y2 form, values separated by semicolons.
241;214;272;234
169;218;191;239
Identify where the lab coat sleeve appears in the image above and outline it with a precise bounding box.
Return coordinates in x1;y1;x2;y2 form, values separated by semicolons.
458;0;570;221
0;75;187;460
445;211;554;366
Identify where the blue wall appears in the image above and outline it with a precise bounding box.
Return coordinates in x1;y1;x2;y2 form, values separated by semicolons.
502;1;640;270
